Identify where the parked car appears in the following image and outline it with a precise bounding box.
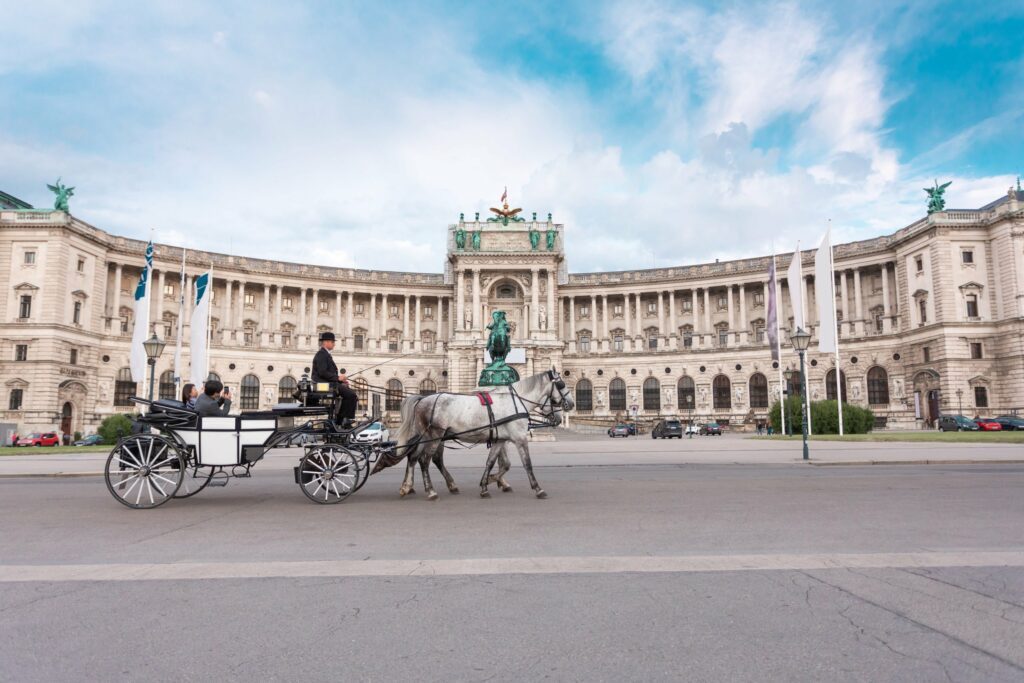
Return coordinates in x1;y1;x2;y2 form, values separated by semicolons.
18;432;61;447
973;417;1003;431
700;422;722;436
607;424;631;438
626;423;637;436
73;434;104;446
354;422;390;444
993;415;1024;431
937;415;980;432
652;419;683;439
684;423;701;436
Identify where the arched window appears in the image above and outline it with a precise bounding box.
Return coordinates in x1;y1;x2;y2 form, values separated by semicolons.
825;369;848;402
748;373;768;408
574;379;593;411
278;376;297;400
352;378;368;411
677;376;695;410
240;374;260;410
867;367;889;405
158;370;176;400
643;377;660;411
786;370;802;397
713;375;731;410
114;368;136;406
609;378;626;412
419;378;437;396
386;379;403;412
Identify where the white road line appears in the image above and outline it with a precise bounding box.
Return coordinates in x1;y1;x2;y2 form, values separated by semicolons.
2;551;1023;583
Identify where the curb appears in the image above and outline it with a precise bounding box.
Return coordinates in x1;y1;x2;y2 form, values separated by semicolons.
0;472;105;478
808;459;1024;467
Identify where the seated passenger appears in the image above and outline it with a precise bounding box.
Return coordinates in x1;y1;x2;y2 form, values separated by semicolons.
181;382;198;410
195;379;232;417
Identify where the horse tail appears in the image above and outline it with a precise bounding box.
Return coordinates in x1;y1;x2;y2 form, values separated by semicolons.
396;394;427;457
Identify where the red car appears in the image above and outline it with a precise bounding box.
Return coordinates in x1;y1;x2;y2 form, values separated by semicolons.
973;418;1003;432
17;432;61;447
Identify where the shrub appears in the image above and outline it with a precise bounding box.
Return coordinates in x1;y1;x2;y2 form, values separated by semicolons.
97;414;134;444
73;431;82;442
768;396;804;434
770;399;875;435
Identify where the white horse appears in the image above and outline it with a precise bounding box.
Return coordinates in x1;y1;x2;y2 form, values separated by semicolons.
393;370;573;500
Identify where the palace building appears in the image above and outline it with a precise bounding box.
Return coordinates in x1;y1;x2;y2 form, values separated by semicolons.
2;187;1023;438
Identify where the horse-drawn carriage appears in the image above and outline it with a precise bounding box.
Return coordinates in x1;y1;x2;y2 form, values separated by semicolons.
104;379;391;509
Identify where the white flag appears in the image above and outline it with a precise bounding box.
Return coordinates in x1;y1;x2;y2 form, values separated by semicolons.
815;230;837;353
172;250;186;386
129;241;154;389
786;246;805;332
189;271;212;387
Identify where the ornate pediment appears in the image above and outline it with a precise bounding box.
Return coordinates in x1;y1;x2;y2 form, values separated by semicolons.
5;377;28;388
967;375;989;386
911;288;929;298
958;281;984;291
71;289;89;299
13;282;39;292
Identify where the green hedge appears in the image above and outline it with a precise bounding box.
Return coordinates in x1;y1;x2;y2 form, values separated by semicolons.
769;398;874;435
97;414;135;444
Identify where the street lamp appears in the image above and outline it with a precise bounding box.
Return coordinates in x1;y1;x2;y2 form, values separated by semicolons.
143;333;166;404
782;369;794;436
955;388;963;416
684;394;694;438
789;327;812;461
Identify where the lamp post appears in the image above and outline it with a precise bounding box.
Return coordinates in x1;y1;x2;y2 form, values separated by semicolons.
955;388;963;416
143;333;167;404
789;327;812;461
782;368;794;436
685;394;694;438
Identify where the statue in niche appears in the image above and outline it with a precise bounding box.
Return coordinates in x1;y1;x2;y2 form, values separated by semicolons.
596;390;605;407
529;229;540;250
464;309;472;330
546;229;557;251
893;378;904;399
538;305;547;330
851;382;862;401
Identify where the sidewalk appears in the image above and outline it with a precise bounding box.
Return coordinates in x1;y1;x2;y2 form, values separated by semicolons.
1;434;1021;477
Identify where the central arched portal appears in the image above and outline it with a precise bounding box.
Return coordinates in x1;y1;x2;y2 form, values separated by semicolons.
486;278;525;340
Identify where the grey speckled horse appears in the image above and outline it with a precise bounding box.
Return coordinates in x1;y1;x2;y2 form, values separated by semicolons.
393;370;573;500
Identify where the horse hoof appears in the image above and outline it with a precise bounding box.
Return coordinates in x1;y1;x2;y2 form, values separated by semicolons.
448;487;460;494
399;486;415;497
427;491;439;501
500;485;513;493
480;490;491;498
535;490;547;499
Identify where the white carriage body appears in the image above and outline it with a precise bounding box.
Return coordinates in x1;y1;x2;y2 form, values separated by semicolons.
176;415;278;466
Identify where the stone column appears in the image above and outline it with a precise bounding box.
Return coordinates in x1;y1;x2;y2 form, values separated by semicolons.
624;294;632;339
238;281;247;334
703;288;711;345
275;286;283;332
472;269;481;331
402;294;411;351
656;291;665;345
184;275;193;327
414;295;422;350
446;296;454;340
547;270;556;335
345;291;354;346
601;294;609;348
727;286;735;335
335;290;343;336
853;268;864;336
224;280;233;331
111;263;123;328
368;292;376;349
569;297;576;351
588;294;596;346
262;283;271;344
669;291;677;346
839;271;850;337
531;269;541;333
634;292;643;343
762;281;770;345
691;289;698;344
311;289;319;337
739;283;748;345
298;288;306;346
456;270;465;331
155;269;166;326
381;293;389;347
881;263;892;334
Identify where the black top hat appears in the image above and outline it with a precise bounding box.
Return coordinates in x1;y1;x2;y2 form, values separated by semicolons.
319;331;336;342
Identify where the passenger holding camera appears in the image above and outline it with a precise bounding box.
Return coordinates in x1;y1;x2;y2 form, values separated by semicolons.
195;379;232;417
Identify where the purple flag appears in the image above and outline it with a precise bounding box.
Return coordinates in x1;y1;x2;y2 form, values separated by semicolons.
767;256;779;361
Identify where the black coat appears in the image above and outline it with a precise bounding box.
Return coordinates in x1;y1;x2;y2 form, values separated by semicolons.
311;347;339;384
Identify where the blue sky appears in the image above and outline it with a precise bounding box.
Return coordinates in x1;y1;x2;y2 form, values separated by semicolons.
1;0;1021;272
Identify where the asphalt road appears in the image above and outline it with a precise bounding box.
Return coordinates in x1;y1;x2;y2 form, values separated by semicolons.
2;458;1023;681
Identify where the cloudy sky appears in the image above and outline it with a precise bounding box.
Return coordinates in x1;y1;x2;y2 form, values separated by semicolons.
2;0;1022;273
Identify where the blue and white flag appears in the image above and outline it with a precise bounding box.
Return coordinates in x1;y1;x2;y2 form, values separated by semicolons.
189;270;212;387
129;241;154;388
767;256;779;362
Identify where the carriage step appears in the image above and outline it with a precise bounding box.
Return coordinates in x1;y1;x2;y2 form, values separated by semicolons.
207;477;229;487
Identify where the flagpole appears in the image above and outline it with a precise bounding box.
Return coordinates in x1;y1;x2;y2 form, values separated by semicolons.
173;248;186;391
205;263;214;381
828;222;844;435
797;241;812;437
773;250;786;437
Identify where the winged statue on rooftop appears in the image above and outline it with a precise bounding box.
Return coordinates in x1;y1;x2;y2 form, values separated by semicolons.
924;180;951;214
47;178;75;212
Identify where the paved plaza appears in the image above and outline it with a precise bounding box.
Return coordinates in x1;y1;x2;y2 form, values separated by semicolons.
2;434;1023;681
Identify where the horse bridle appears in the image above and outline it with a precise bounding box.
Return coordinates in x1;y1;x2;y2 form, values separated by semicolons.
512;370;571;428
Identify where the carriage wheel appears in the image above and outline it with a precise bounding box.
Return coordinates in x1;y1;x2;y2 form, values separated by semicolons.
173;448;214;498
104;434;184;509
348;445;373;493
298;446;359;504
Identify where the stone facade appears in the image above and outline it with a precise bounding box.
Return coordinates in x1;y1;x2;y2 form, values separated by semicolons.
2;191;1022;438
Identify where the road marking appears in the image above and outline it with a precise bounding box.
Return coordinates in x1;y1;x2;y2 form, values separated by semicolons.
2;551;1023;583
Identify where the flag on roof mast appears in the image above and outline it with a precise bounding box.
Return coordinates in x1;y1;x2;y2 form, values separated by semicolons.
766;256;780;362
129;241;154;389
787;244;805;331
500;186;507;203
189;270;212;387
815;229;837;354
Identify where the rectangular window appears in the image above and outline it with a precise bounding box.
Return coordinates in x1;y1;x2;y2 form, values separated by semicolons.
244;331;254;346
648;336;658;350
355;303;364;315
9;389;23;410
282;296;293;309
422;337;433;352
579;336;590;352
875;313;883;332
423;305;433;319
683;332;693;349
682;299;692;312
923;346;931;363
965;294;978;318
919;299;927;324
388;336;399;352
915;255;924;273
646;302;657;315
15;344;28;361
164;284;175;297
24;251;36;265
354;334;364;350
755;326;765;342
244;293;255;306
753;292;764;306
77;258;86;272
319;300;329;312
717;295;728;310
613;335;623;352
970;342;982;359
70;349;78;365
390;305;399;317
19;295;31;319
974;386;988;408
73;301;82;324
718;330;729;347
579;306;589;317
613;303;623;316
961;250;974;264
281;333;292;348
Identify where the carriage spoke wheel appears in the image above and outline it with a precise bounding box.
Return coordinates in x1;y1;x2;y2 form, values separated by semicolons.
104;434;184;509
299;446;358;504
173;449;214;498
